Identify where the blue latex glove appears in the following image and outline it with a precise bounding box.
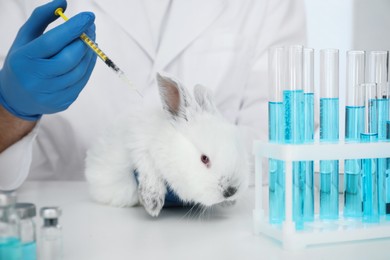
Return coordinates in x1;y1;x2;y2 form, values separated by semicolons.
0;0;97;121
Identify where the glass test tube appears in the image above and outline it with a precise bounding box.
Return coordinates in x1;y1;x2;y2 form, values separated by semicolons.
368;51;389;216
283;45;305;229
268;47;286;224
344;51;365;218
386;82;390;217
319;49;340;220
386;88;390;216
360;83;379;223
301;48;314;223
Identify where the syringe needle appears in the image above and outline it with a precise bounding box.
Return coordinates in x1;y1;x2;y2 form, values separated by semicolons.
55;8;143;98
104;57;143;97
117;70;144;98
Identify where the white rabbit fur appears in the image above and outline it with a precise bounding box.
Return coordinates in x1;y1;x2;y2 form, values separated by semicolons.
85;73;249;217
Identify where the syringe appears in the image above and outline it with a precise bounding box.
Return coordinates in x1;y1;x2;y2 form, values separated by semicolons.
54;8;143;98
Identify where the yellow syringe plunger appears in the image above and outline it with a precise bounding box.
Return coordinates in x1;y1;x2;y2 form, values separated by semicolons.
54;8;143;97
55;8;109;63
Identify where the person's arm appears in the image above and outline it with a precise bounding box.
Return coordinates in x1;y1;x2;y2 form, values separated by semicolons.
0;105;36;153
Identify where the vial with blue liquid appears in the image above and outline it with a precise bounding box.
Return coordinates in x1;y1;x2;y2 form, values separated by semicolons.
0;191;21;260
344;50;365;218
16;203;37;260
268;46;285;225
319;49;340;220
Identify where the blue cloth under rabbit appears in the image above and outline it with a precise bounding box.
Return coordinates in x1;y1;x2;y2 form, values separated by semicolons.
134;171;193;207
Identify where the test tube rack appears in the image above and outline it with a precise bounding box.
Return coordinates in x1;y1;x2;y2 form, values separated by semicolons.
253;140;390;250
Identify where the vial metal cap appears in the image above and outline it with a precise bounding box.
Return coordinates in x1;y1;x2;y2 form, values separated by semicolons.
16;203;36;219
40;207;62;219
0;191;17;207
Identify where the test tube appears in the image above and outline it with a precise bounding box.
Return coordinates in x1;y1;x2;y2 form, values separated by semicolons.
368;51;389;216
284;45;304;144
360;83;379;223
268;46;286;224
344;50;365;218
319;49;340;220
283;45;305;229
301;48;314;223
368;51;388;95
303;48;315;142
386;87;390;216
367;51;388;137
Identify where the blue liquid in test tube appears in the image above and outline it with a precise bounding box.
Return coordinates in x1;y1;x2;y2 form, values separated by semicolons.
268;101;285;224
344;50;365;219
283;89;305;229
268;46;286;224
302;48;314;224
386;121;390;216
360;84;379;223
284;45;308;230
375;99;388;216
361;132;379;223
302;92;314;222
374;99;388;139
319;49;340;220
367;51;388;216
320;98;339;219
284;90;304;144
344;106;364;218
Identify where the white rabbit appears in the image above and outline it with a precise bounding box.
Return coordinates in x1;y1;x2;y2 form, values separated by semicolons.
85;73;249;217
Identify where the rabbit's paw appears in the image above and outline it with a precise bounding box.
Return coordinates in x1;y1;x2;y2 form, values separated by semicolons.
138;182;166;217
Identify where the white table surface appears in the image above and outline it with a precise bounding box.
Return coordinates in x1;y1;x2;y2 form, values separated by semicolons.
17;181;390;260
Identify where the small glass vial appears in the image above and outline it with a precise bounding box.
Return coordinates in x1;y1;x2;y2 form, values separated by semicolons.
39;207;63;260
16;203;37;260
0;191;22;260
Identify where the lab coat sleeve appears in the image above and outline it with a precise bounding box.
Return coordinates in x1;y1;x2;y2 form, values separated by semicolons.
0;125;38;191
236;0;307;148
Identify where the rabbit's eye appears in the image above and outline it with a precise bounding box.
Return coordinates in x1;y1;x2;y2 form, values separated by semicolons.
201;154;210;166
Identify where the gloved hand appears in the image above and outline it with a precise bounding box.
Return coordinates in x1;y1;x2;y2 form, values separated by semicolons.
0;0;97;121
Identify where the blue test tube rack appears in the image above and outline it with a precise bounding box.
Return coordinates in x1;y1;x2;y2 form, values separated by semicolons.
253;140;390;250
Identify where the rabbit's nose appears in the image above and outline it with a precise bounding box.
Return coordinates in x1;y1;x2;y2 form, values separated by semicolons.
223;186;237;198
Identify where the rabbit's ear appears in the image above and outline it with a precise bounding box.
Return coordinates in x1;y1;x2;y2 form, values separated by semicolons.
157;73;191;121
194;84;218;114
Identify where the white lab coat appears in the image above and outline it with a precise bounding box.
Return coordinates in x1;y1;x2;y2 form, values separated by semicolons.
0;0;306;190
